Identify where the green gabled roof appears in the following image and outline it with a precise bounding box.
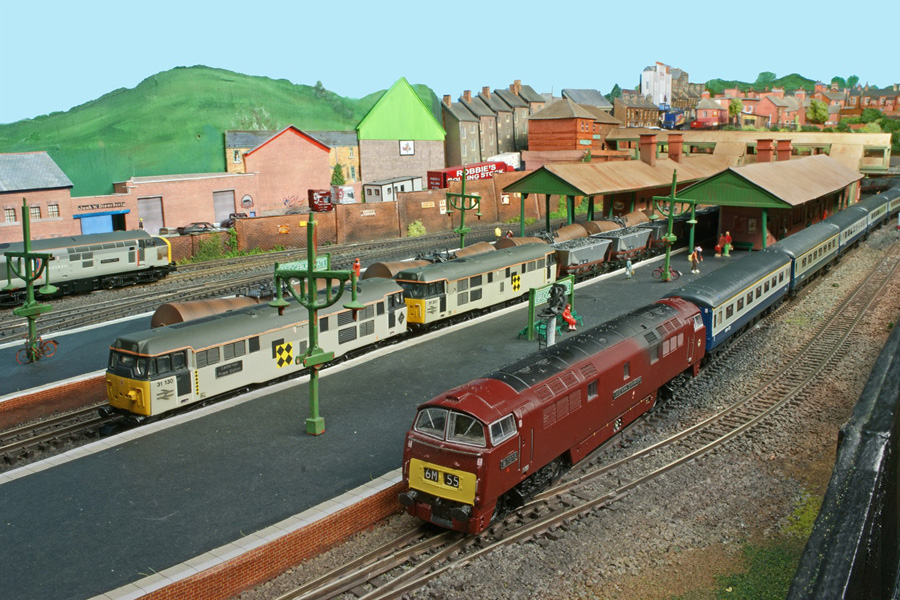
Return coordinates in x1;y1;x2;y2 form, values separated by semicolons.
679;170;786;208
357;78;445;141
502;168;586;196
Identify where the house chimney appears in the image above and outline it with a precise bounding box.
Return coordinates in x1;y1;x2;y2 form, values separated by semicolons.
639;134;657;167
482;86;491;99
776;139;792;161
701;90;710;99
757;139;774;163
512;80;522;95
443;95;451;107
463;90;472;102
668;133;683;163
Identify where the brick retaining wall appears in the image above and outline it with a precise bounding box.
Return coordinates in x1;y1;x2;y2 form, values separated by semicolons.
0;375;105;430
141;482;405;600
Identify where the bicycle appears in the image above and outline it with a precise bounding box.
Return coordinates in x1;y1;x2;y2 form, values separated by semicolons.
651;265;681;281
15;336;58;364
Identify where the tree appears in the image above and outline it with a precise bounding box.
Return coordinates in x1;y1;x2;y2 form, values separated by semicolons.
831;76;847;89
605;84;622;103
331;163;345;186
806;99;829;124
860;108;882;123
847;75;859;88
728;98;743;127
755;71;777;88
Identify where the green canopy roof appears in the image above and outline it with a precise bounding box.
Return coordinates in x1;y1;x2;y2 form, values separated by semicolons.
357;78;445;141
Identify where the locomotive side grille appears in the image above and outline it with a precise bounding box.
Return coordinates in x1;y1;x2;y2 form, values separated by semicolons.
556;396;569;419
548;378;567;395
338;327;358;344
543;404;556;428
580;364;597;378
560;372;578;388
534;385;553;401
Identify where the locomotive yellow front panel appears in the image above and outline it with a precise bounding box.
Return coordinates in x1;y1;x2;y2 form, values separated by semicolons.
409;458;477;504
405;298;426;324
106;374;151;416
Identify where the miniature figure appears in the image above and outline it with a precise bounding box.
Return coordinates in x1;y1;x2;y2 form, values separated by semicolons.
625;259;634;279
561;303;577;331
723;231;733;257
689;249;700;274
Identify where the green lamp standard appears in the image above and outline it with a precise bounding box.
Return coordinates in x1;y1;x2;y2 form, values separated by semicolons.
446;168;481;249
268;217;365;435
4;198;57;363
650;171;695;283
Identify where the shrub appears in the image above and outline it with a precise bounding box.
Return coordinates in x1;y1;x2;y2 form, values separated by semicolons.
407;220;426;237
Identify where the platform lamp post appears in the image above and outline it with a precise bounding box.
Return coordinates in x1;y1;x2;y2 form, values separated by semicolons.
3;199;57;363
446;168;481;249
268;217;365;435
650;171;695;283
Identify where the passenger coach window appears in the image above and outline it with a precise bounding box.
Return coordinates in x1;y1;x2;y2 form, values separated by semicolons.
623;362;630;380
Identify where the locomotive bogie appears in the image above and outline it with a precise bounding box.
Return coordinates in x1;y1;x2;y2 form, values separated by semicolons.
106;278;407;417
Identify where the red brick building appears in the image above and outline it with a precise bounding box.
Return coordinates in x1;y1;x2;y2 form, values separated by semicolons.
242;125;332;215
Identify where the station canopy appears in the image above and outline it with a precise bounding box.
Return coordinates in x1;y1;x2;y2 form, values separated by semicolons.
677;154;863;208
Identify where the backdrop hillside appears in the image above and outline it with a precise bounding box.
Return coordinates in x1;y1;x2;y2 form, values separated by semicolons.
0;66;440;197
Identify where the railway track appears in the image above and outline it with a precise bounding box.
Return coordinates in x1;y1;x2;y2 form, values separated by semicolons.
269;241;900;600
0;224;546;341
0;405;117;468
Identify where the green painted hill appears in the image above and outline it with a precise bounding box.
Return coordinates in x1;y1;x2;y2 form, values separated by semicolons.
705;72;818;95
0;66;440;197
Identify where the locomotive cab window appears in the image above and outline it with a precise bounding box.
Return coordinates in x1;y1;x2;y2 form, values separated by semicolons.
414;407;447;439
623;361;630;380
489;415;517;446
448;412;486;447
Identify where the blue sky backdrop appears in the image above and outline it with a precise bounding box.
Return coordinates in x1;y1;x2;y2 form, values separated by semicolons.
1;0;895;124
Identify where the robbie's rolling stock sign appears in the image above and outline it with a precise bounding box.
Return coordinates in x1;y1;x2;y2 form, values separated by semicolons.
426;161;507;190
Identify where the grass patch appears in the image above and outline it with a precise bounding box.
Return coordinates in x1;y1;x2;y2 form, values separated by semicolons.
177;232;286;264
669;492;822;600
710;540;806;600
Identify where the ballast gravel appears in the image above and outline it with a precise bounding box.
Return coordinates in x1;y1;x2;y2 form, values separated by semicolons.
240;226;900;600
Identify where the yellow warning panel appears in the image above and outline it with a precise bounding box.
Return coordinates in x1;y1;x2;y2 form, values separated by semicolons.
408;458;477;504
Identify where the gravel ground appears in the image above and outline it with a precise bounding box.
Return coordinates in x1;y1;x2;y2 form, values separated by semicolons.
241;226;900;600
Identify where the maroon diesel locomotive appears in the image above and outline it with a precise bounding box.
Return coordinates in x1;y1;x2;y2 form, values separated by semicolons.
399;297;706;534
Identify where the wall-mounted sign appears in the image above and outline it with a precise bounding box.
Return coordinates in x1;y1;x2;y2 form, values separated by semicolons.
421;201;435;209
76;201;125;211
360;209;376;217
241;195;253;208
439;199;447;215
399;140;415;156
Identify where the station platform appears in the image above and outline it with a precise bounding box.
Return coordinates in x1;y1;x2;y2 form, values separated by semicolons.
0;251;735;600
